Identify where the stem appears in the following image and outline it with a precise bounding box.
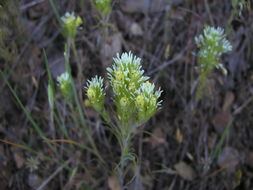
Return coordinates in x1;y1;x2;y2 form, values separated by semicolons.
117;122;134;189
119;134;129;188
196;68;209;101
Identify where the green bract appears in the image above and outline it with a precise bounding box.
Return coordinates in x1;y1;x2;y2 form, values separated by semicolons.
61;12;82;38
57;72;72;99
195;26;232;75
85;76;105;112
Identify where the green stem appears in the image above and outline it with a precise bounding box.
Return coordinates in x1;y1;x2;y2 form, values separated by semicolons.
196;68;209;101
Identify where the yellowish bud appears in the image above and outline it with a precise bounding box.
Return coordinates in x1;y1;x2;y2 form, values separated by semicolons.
120;97;129;107
136;95;145;108
87;88;96;100
83;99;91;107
129;83;135;89
115;71;124;82
76;16;82;25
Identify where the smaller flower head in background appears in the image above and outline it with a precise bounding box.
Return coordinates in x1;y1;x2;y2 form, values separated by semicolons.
61;12;82;38
195;26;232;75
57;72;72;99
93;0;111;17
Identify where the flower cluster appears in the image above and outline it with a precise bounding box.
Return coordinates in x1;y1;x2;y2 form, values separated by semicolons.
107;52;149;99
57;72;72;99
135;82;162;123
85;76;105;112
195;26;232;74
61;12;82;38
86;52;162;125
93;0;111;17
107;52;162;124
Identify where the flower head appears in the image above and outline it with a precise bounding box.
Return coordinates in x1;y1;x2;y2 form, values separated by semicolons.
57;72;72;99
195;26;232;74
61;12;82;38
85;76;105;112
135;81;162;122
107;52;149;99
94;0;111;16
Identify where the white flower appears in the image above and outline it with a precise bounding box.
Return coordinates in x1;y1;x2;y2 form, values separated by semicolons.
195;26;232;73
85;76;105;112
57;72;72;99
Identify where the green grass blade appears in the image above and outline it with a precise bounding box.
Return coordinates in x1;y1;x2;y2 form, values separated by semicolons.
0;70;48;140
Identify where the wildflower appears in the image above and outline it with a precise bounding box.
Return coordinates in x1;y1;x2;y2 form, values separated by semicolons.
86;51;162;124
195;26;232;75
61;12;82;38
57;72;72;99
85;52;163;177
85;76;105;112
93;0;111;17
26;157;40;172
135;81;162;123
107;52;149;98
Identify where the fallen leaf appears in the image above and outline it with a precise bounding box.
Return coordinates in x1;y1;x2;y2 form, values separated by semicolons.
11;147;25;169
222;91;235;112
108;176;121;190
174;161;196;181
144;127;167;148
212;111;232;134
218;147;240;174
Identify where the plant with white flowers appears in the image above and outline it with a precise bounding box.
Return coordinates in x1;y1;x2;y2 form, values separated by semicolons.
93;0;111;17
85;76;105;113
195;26;232;99
61;12;82;39
85;52;162;186
57;72;72;99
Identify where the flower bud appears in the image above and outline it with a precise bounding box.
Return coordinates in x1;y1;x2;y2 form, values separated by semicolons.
94;0;111;17
85;76;105;112
57;72;72;99
61;12;82;38
195;26;232;72
120;97;129;107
